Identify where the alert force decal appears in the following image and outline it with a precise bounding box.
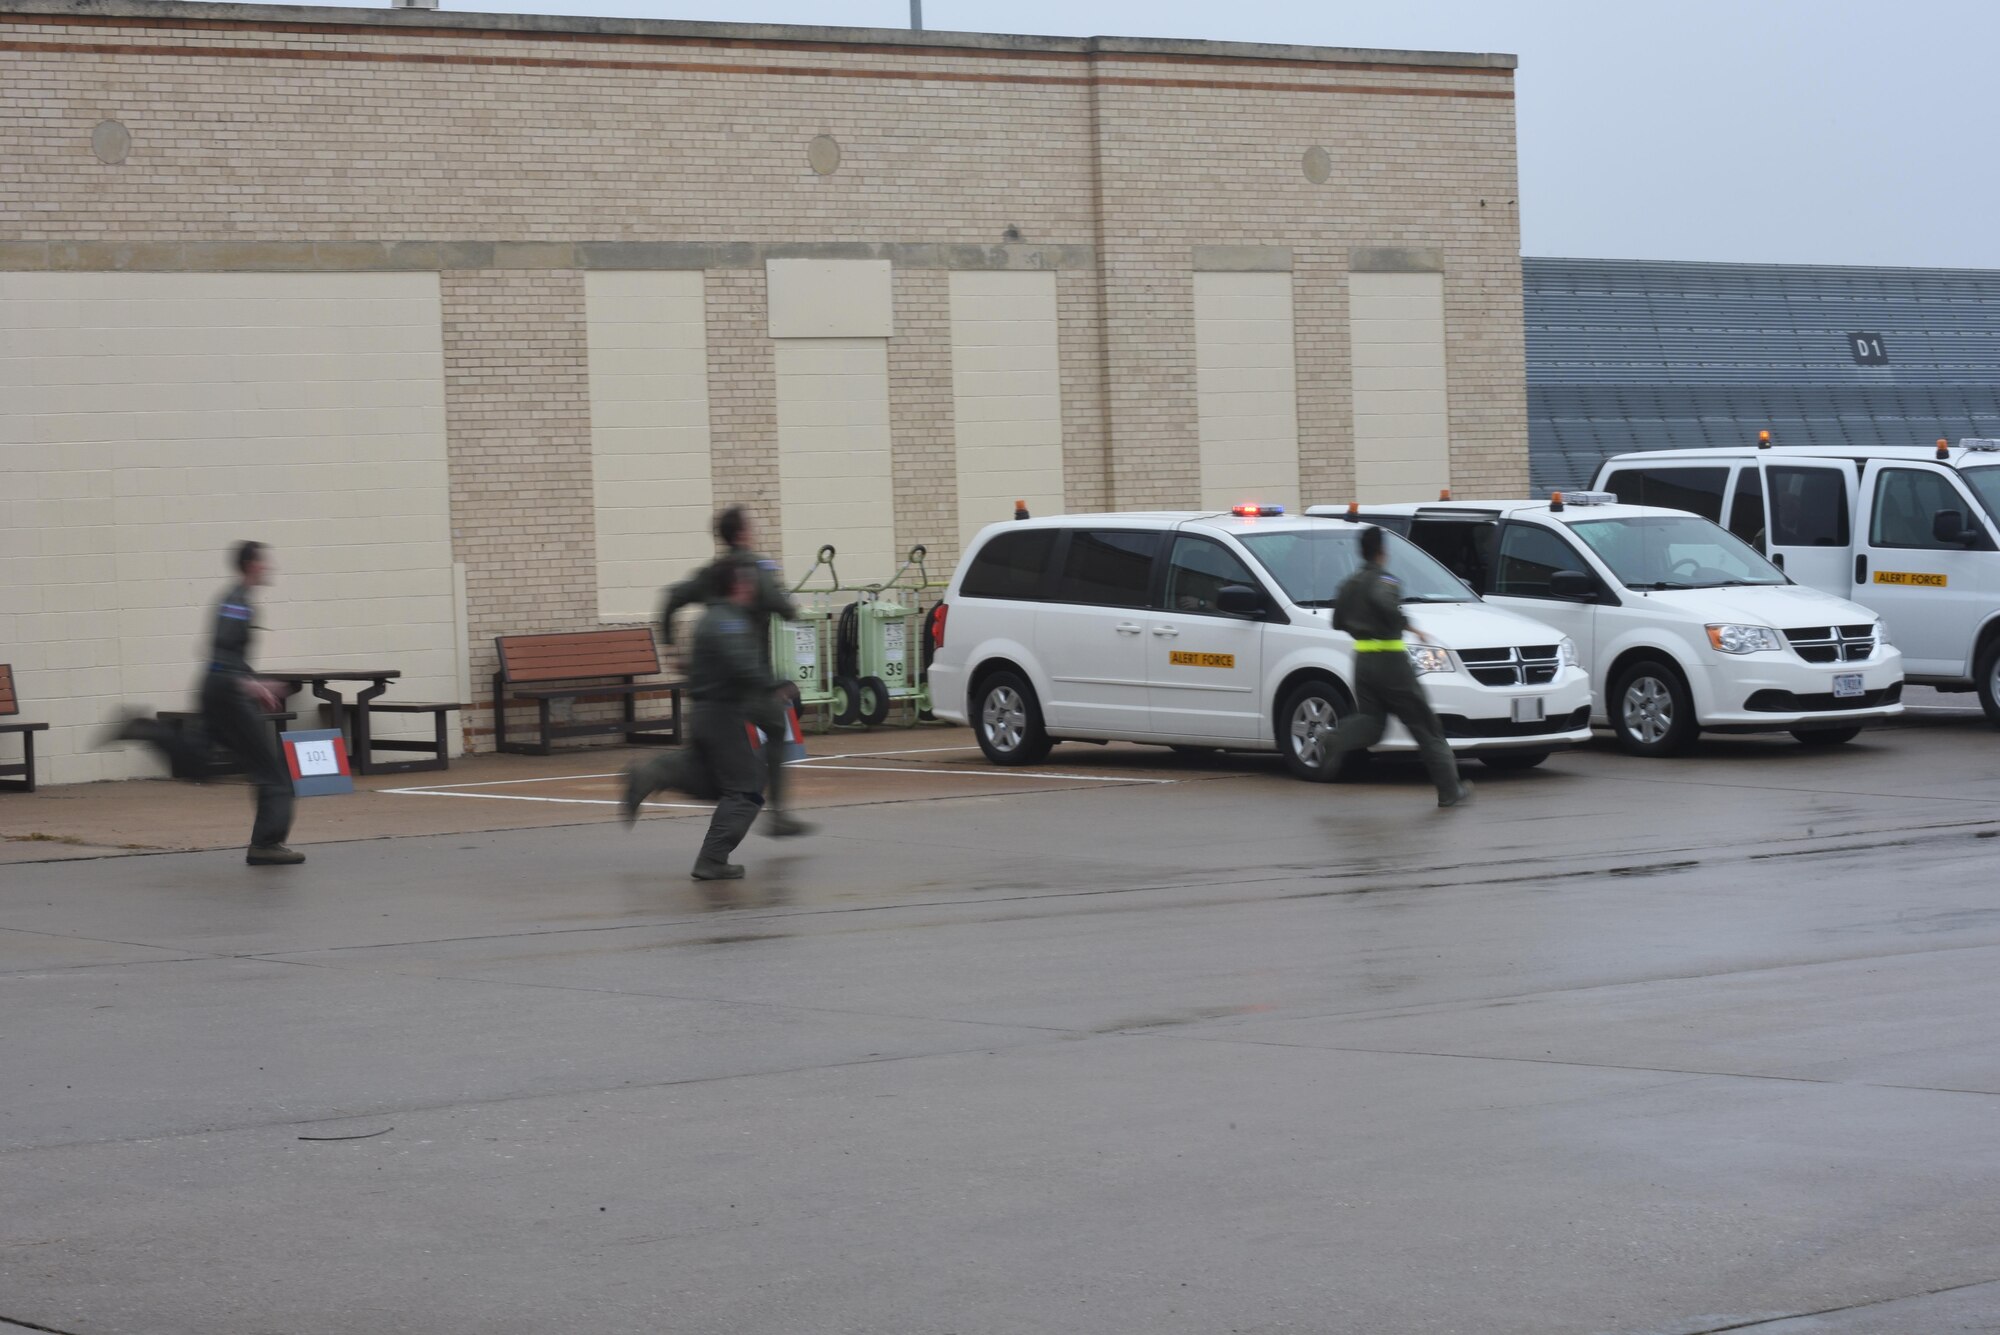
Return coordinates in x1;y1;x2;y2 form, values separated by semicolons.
1874;570;1947;587
1168;651;1236;669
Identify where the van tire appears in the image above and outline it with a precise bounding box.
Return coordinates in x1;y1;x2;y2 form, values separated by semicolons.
1978;637;2000;728
1278;679;1349;782
973;671;1053;766
1610;659;1699;756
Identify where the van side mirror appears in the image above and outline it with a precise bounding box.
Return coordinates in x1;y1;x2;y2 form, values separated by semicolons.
1548;570;1596;600
1933;509;1974;545
1215;584;1268;615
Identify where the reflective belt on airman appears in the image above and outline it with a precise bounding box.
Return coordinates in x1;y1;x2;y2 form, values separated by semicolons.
1351;639;1407;653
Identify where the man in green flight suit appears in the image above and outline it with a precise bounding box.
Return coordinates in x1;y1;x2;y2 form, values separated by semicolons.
622;558;782;879
1325;525;1473;808
653;506;812;837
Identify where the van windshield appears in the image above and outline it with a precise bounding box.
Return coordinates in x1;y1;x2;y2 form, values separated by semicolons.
1963;467;2000;527
1237;528;1476;606
1569;514;1787;590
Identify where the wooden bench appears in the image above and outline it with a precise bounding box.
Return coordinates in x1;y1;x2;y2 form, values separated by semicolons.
0;665;50;793
492;628;682;755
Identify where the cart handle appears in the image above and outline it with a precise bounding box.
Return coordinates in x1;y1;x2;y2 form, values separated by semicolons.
789;544;842;594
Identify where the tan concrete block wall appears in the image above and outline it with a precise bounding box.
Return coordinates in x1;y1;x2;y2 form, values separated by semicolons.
441;269;605;739
887;268;958;574
702;270;780;560
1057;267;1112;516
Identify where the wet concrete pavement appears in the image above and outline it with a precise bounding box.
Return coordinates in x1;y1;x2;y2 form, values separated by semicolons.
4;715;2000;1334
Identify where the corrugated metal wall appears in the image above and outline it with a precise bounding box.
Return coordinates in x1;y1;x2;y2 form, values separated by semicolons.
1525;257;2000;491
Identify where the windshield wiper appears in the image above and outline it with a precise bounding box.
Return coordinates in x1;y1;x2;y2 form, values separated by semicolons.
1628;580;1694;591
1398;594;1464;603
1292;598;1336;608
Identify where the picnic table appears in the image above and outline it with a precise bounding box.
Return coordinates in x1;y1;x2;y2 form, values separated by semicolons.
263;670;462;776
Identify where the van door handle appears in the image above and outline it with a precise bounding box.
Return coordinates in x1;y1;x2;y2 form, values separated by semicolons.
1115;622;1143;635
1855;554;1867;584
1152;626;1180;638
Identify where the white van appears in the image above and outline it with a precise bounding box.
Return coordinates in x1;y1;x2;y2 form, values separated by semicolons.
1327;496;1905;756
927;509;1593;779
1591;441;2000;722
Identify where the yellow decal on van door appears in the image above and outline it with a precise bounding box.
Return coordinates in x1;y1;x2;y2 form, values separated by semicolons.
1874;570;1948;587
1168;651;1236;669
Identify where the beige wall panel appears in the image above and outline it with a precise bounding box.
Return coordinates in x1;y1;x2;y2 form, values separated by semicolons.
766;260;894;340
949;271;1063;547
1348;271;1450;503
584;271;712;622
1193;271;1300;512
0;271;454;785
774;338;894;585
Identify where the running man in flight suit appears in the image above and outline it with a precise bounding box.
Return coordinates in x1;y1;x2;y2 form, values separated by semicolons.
109;540;303;863
623;558;783;880
657;506;812;838
1325;526;1473;808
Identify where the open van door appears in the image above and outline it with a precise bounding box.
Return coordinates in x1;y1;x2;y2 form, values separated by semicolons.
1853;459;1998;677
1758;459;1856;597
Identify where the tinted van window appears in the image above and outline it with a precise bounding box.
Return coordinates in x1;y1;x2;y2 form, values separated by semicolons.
1768;465;1850;546
1053;530;1163;607
1727;468;1766;546
1604;467;1729;522
1493;524;1582;598
959;528;1055;600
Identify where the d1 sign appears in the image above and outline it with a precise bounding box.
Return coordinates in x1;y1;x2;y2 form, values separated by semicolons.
282;728;354;797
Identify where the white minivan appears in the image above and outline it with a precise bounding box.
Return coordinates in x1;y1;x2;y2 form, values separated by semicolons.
1329;495;1905;755
927;509;1593;779
1592;441;2000;723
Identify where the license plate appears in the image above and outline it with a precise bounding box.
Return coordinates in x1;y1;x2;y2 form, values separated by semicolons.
1510;696;1547;724
1833;673;1865;699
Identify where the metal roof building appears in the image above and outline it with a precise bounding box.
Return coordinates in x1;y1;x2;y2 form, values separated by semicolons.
1525;256;2000;492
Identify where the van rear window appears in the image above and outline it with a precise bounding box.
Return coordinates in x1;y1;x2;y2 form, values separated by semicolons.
1603;467;1729;522
960;529;1056;600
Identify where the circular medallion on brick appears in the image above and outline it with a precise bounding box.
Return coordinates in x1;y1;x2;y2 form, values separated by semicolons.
91;120;132;165
1302;145;1332;185
807;134;842;176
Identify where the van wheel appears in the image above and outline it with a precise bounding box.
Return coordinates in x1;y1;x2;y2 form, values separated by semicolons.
1480;750;1549;771
857;676;891;726
1279;679;1349;782
1792;726;1862;746
1611;659;1698;756
973;671;1053;766
1978;638;2000;727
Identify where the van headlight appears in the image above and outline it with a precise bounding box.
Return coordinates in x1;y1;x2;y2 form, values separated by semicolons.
1706;624;1784;655
1558;637;1580;668
1406;644;1455;675
1873;623;1893;651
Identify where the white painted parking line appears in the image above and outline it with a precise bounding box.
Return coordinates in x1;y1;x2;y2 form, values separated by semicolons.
382;788;708;809
788;761;1175;784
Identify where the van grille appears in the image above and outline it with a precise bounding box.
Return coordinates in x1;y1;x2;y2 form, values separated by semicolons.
1457;645;1561;687
1782;625;1876;663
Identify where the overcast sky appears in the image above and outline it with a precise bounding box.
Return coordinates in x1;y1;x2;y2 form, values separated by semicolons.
228;0;1996;269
